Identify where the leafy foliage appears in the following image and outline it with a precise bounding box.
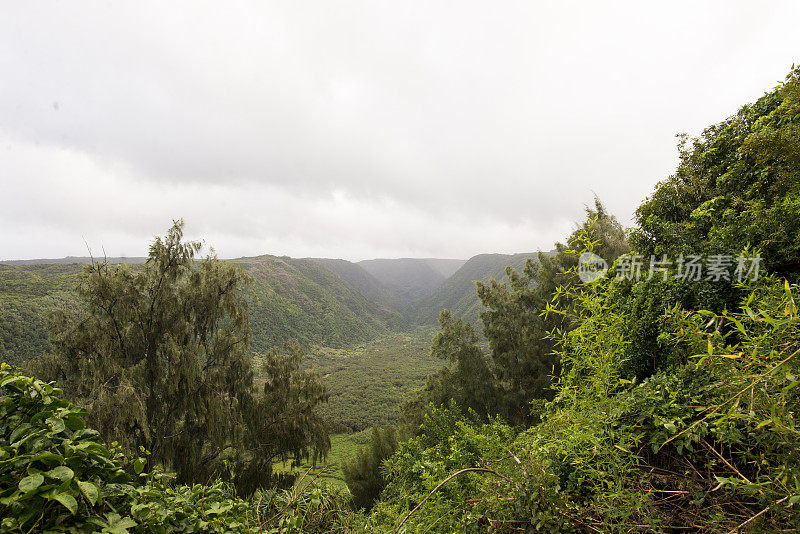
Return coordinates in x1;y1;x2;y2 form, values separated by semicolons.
1;363;134;532
0;363;258;533
632;66;800;280
364;402;518;533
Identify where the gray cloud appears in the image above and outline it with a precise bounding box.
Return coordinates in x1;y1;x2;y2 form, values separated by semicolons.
1;1;799;260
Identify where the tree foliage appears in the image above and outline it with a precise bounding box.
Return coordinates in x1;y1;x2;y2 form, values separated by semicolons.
0;363;257;533
632;66;800;279
30;221;329;493
408;199;629;426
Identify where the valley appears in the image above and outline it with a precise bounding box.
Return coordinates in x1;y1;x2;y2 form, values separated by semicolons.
0;250;540;452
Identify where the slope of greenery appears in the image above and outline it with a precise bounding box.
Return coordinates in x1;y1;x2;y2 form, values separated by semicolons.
0;264;84;364
357;258;465;303
236;255;406;353
310;258;403;312
406;252;540;325
0;255;408;364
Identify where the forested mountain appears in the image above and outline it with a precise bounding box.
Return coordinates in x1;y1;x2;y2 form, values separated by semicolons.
2;250;566;362
357;258;465;302
406;252;545;325
312;258;402;311
0;264;85;364
3;250;542;363
233;255;407;351
0;255;409;363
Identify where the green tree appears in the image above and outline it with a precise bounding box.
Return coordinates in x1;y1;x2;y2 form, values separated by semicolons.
233;341;329;495
419;311;496;418
404;200;629;427
617;67;800;379
32;221;329;492
477;199;629;423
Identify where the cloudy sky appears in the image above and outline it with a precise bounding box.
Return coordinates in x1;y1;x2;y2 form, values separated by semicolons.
1;1;799;261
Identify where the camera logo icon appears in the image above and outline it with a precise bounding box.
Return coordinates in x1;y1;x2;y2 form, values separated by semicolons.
578;252;608;283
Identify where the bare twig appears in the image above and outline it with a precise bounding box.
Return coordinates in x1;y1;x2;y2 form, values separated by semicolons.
702;439;763;495
727;496;789;533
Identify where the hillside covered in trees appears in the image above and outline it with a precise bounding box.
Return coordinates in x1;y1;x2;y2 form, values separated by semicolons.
1;255;404;364
2;66;800;532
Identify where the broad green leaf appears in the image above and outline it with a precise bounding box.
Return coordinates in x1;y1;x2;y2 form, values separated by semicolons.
9;423;32;444
46;466;75;481
46;417;66;434
32;451;63;465
30;409;54;424
19;473;44;493
77;480;100;505
133;458;146;474
64;413;86;431
52;491;78;514
106;514;138;534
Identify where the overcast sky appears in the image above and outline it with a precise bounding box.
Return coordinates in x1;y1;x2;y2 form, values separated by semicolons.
1;1;799;261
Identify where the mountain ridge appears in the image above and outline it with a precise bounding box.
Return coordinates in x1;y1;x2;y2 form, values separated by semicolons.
406;251;551;326
357;257;466;303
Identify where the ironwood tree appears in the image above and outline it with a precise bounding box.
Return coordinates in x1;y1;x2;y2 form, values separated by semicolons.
35;220;329;493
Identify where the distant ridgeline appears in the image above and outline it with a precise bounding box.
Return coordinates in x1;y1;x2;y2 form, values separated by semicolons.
0;256;147;265
0;250;548;363
356;258;466;302
406;252;546;325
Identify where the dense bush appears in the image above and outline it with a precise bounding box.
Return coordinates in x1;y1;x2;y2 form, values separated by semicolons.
0;363;357;533
0;363;257;533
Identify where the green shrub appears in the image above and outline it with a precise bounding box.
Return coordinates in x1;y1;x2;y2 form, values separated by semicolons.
0;364;256;533
0;363;137;532
343;426;398;510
